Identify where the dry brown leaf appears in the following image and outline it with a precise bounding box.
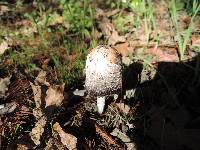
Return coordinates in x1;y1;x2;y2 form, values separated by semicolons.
146;47;179;62
44;137;66;150
15;19;32;26
49;13;70;29
116;103;130;115
0;76;11;98
35;70;50;86
95;8;120;19
30;82;41;108
0;41;9;55
49;14;64;25
16;144;29;150
98;17;125;46
191;35;200;48
53;122;77;150
113;42;130;57
29;116;47;146
105;9;120;17
109;30;126;46
98;17;113;36
0;5;9;15
45;84;64;107
20;26;37;36
0;102;17;115
111;128;135;150
33;108;43;120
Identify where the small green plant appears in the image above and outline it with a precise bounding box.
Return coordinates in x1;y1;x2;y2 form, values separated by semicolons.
16;0;23;8
113;14;135;34
131;48;154;69
125;0;156;45
59;0;94;39
169;0;200;61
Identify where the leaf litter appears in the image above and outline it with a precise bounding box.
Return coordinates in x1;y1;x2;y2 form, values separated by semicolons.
0;0;200;149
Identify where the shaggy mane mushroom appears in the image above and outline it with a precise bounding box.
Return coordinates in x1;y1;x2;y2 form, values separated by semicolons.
85;45;122;114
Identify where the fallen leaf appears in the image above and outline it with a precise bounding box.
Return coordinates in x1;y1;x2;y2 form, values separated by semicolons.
16;144;29;150
35;70;50;86
33;108;43;120
0;41;9;55
29;116;47;146
95;8;105;18
30;82;41;108
15;19;32;26
49;13;64;25
105;9;120;17
109;30;126;46
191;35;200;48
45;84;64;107
122;56;133;66
44;137;66;150
98;17;125;46
113;42;130;57
111;128;136;150
0;76;11;98
146;47;179;62
53;122;77;150
116;103;130;114
0;102;17;115
0;5;9;15
41;58;51;70
20;26;37;36
95;8;120;19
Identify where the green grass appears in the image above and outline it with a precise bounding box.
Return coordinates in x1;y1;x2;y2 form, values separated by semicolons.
169;0;200;61
1;0;199;88
0;0;98;88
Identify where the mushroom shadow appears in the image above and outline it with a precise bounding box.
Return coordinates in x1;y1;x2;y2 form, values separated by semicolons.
125;53;200;150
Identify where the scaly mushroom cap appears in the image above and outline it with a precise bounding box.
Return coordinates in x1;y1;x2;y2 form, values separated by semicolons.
85;45;122;97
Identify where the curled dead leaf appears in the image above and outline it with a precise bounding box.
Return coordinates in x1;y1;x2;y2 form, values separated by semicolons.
113;42;130;57
45;84;65;107
53;122;77;150
35;70;50;86
98;17;126;46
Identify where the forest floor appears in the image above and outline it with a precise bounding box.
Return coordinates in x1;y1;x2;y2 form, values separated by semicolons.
0;0;200;149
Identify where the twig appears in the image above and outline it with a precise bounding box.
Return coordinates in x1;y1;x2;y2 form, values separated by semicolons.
94;122;126;149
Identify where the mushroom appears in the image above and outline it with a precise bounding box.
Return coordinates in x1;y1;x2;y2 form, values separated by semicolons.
85;45;122;114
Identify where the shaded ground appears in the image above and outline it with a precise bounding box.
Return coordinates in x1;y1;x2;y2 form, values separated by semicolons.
0;0;200;150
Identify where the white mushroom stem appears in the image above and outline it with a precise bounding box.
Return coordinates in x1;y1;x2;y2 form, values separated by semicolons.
97;96;105;114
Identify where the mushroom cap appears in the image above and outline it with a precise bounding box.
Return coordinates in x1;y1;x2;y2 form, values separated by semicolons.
85;45;122;97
